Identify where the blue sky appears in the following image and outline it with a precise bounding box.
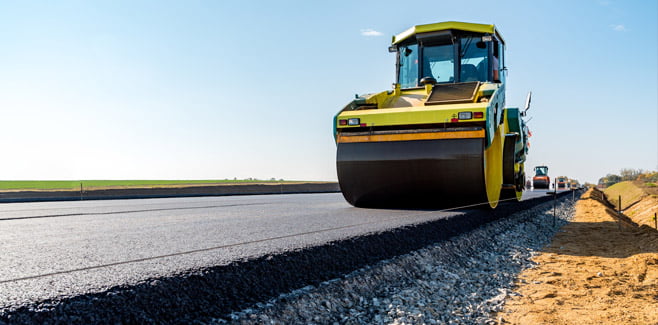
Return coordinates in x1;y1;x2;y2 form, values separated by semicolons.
1;0;656;183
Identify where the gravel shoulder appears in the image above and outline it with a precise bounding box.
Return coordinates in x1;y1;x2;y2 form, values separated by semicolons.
498;189;658;324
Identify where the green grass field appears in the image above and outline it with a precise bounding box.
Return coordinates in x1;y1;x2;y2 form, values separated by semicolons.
0;180;294;191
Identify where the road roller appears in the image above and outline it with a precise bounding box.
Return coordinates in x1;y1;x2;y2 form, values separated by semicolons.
532;166;550;189
557;176;568;189
334;21;530;208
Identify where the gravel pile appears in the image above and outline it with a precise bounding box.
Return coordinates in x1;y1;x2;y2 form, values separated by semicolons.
218;197;577;324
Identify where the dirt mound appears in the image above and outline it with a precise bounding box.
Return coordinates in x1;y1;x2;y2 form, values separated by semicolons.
497;189;658;324
625;195;658;229
604;181;647;210
602;180;658;229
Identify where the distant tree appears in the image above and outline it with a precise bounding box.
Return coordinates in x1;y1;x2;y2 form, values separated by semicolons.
638;171;658;183
597;177;606;187
619;168;643;181
603;174;622;187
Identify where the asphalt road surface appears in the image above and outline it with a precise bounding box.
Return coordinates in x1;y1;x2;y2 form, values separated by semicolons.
0;190;552;310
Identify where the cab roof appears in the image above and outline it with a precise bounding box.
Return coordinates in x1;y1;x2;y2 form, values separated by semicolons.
392;21;505;45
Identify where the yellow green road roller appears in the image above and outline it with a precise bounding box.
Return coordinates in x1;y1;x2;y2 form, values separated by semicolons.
334;21;530;208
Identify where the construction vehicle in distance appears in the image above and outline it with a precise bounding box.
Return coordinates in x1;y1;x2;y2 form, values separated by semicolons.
333;21;531;208
532;166;550;189
570;179;580;189
557;176;568;189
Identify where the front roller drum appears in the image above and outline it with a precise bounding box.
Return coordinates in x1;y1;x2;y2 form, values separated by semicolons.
337;138;489;208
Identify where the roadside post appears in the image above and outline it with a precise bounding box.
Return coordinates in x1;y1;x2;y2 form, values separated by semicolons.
80;182;83;201
654;213;657;229
553;178;557;227
617;195;622;231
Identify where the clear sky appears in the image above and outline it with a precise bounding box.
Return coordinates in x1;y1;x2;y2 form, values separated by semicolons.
1;0;656;184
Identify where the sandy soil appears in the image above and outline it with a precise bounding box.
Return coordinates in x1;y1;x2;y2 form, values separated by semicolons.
498;189;658;324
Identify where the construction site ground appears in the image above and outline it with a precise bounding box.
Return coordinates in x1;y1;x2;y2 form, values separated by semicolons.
498;188;658;324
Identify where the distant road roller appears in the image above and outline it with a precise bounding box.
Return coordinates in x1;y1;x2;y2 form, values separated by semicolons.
333;21;530;208
557;176;568;189
532;166;550;189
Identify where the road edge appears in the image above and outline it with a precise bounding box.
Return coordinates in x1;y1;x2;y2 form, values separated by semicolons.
0;182;341;203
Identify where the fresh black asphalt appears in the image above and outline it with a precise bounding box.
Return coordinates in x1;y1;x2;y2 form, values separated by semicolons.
0;190;566;323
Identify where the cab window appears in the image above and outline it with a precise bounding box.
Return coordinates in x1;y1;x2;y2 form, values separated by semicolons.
397;44;418;88
460;37;488;82
422;43;454;83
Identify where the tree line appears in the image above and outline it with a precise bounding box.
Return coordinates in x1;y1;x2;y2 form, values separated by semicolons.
598;169;658;187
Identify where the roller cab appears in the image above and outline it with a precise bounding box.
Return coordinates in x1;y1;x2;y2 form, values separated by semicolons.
334;21;529;208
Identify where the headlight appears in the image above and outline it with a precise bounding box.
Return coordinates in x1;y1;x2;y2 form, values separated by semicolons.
458;112;472;120
347;118;360;126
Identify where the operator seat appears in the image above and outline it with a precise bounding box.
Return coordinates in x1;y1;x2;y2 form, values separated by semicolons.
460;64;479;82
476;60;488;81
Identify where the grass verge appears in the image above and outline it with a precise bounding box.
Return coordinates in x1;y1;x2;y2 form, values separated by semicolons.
0;180;300;191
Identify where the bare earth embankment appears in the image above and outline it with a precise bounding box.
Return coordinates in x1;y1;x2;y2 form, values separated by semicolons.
618;180;658;229
498;188;658;324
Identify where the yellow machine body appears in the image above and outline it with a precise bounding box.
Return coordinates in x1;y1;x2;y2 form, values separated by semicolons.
334;21;528;208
